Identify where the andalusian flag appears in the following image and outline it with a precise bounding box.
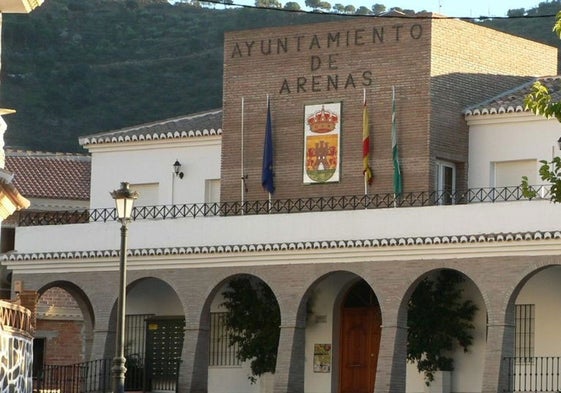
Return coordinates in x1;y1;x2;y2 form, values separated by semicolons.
392;86;402;196
362;95;373;187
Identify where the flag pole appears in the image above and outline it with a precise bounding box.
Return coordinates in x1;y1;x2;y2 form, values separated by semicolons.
392;85;403;207
267;94;272;212
393;86;396;208
363;88;368;196
241;97;246;213
262;94;274;213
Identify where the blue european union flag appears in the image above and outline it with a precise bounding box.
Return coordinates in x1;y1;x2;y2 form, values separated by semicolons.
262;99;275;194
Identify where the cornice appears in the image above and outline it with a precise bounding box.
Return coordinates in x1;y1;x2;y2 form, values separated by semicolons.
4;230;561;274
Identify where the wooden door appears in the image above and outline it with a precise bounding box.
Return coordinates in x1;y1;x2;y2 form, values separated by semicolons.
339;306;381;393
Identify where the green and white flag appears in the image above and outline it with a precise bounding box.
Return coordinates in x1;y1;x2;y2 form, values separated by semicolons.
392;86;402;197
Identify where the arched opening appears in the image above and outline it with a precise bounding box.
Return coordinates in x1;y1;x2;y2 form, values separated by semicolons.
33;282;95;392
107;277;184;392
507;265;561;392
207;273;280;393
405;269;486;393
339;279;381;393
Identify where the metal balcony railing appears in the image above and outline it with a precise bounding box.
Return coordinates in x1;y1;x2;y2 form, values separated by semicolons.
504;356;561;392
17;185;551;227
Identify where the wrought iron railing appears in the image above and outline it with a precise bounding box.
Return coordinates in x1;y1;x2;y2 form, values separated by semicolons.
504;356;561;392
34;356;160;393
18;185;551;227
34;358;111;393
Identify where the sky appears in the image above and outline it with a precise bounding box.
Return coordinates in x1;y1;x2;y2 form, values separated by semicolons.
383;1;545;18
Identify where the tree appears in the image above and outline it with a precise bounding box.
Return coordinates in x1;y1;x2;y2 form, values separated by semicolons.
255;0;282;8
521;12;561;202
407;270;478;385
343;4;355;13
507;8;525;17
221;276;281;382
355;6;371;15
372;3;386;14
317;1;331;11
304;0;321;9
283;1;301;10
332;3;345;13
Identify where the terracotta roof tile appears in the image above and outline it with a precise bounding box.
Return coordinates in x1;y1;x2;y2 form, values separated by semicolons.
464;75;561;116
5;150;91;200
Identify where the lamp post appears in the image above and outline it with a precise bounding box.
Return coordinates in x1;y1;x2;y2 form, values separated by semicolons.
110;182;138;393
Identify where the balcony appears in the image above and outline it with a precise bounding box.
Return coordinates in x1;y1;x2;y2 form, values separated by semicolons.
15;185;551;227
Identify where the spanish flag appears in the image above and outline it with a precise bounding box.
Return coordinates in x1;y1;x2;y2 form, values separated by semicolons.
362;96;373;187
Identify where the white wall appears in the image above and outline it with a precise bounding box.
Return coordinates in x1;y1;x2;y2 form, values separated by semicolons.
127;278;183;316
86;137;221;209
468;113;561;189
13;199;561;256
517;266;561;356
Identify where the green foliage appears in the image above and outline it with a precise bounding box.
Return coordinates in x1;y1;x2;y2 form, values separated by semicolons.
283;1;301;10
255;0;282;8
222;276;281;382
407;270;478;385
355;6;371;15
525;81;561;121
372;3;386;14
522;157;561;202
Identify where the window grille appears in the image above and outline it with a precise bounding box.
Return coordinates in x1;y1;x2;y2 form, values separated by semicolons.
515;304;535;361
125;313;154;358
209;312;240;366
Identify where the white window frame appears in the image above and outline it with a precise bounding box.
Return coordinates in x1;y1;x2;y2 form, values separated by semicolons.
435;160;456;205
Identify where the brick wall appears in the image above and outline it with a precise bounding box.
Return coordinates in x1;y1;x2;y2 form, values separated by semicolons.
36;287;85;365
221;16;557;201
37;319;85;365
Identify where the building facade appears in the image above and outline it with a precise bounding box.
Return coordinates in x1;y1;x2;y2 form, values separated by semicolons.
3;15;561;393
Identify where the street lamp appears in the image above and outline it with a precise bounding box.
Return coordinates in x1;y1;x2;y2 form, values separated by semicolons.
110;182;138;393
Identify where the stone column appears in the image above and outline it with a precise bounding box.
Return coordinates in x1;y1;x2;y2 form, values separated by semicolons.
374;320;408;393
177;322;209;393
481;315;515;393
273;321;306;393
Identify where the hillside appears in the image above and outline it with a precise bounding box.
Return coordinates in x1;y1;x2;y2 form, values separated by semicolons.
0;0;559;152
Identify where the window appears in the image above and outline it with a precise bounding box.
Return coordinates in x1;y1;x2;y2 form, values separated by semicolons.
209;312;240;367
494;160;536;188
204;179;220;216
515;304;534;360
435;160;456;205
1;227;15;253
205;179;220;204
130;183;159;206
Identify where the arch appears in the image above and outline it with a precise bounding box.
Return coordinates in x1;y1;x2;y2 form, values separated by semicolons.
295;270;380;393
502;264;561;392
399;268;487;393
36;280;96;363
105;276;185;392
204;272;281;393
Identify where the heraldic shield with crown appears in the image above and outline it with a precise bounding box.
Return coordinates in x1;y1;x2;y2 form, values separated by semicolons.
303;102;341;184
